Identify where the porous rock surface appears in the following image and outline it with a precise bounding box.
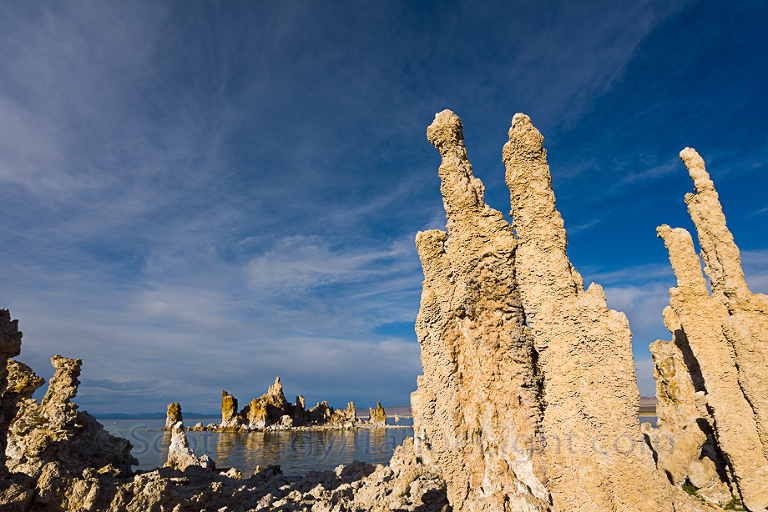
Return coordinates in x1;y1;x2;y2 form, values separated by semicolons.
5;355;137;479
414;110;550;512
1;309;23;479
503;113;674;511
647;308;731;505
164;421;214;471
413;110;722;512
164;402;182;430
657;148;768;511
217;378;360;431
368;402;386;426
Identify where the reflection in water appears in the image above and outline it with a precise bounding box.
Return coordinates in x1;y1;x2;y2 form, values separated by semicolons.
104;418;413;476
104;415;656;476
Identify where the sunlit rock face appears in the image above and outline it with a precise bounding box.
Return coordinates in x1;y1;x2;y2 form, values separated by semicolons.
368;402;386;426
6;355;137;479
0;309;23;478
658;148;768;511
413;110;675;512
220;389;240;430
164;402;182;431
504;113;674;511
413;110;550;512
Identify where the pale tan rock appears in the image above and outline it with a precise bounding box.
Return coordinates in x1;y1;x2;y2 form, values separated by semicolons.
648;308;731;500
504;113;673;511
220;389;240;430
413;110;550;512
164;401;182;430
368;402;386;426
164;421;215;471
658;147;768;511
6;355;137;479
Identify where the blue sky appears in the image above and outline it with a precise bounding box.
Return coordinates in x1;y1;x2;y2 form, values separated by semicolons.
1;1;766;415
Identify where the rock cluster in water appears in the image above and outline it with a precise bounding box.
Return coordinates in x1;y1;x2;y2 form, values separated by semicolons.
165;377;386;432
2;109;766;511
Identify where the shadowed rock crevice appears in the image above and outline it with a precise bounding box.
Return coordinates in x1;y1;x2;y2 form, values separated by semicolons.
657;147;768;511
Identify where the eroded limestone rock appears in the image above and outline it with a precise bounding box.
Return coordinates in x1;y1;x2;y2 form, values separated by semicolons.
0;309;23;479
164;402;182;430
658;148;768;511
368;402;386;426
414;110;550;512
5;355;137;479
414;110;682;512
164;421;215;471
503;112;674;512
220;389;240;430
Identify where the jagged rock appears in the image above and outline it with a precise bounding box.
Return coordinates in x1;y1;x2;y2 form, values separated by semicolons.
6;360;45;399
648;307;731;505
414;110;680;512
368;402;386;426
240;376;292;429
503;112;674;511
293;394;307;424
5;355;137;479
164;421;215;471
220;389;240;430
164;402;182;430
414;110;550;511
657;147;768;511
1;309;23;479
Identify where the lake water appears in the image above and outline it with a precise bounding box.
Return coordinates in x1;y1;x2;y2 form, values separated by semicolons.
103;415;657;476
102;418;414;476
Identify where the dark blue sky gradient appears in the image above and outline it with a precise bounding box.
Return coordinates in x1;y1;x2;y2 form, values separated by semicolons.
0;0;765;414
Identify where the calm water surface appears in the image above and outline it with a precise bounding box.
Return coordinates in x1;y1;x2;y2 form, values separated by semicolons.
103;418;414;476
103;415;656;476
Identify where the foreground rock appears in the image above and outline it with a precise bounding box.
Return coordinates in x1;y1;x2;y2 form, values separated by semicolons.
413;111;727;512
657;148;768;510
413;110;549;511
0;309;23;479
5;355;137;479
504;113;673;511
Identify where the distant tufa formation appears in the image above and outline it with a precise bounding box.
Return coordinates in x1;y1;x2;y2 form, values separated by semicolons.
413;110;766;511
167;377;385;432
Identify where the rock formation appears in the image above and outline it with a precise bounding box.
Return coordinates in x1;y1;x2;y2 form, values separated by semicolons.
504;113;674;511
164;422;215;471
215;378;361;431
241;376;292;429
1;309;23;479
413;110;713;512
5;355;137;479
657;148;768;511
413;110;550;512
647;308;731;505
221;389;240;430
164;402;182;430
368;402;386;426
